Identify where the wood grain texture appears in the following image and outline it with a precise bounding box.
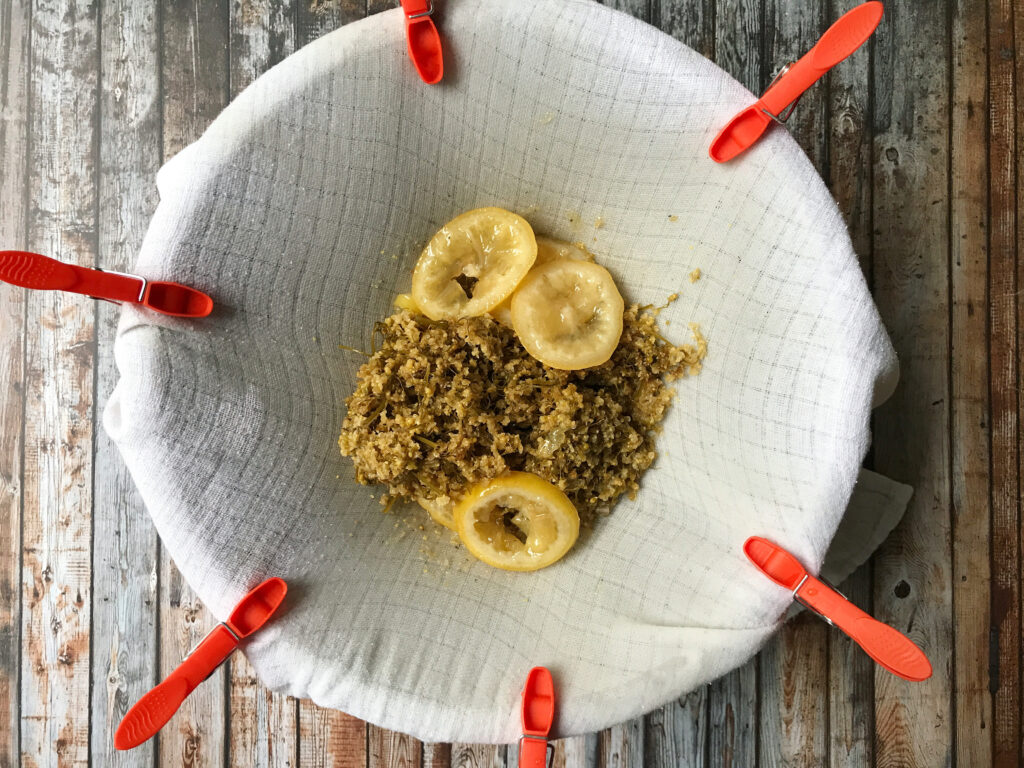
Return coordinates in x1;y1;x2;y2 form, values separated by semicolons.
0;1;29;764
451;743;506;768
993;0;1022;764
296;0;365;48
827;575;874;768
369;725;422;768
599;712;643;768
158;562;229;768
870;0;953;766
707;660;756;768
950;0;994;766
758;612;828;768
825;3;876;764
298;703;367;768
20;0;98;766
551;734;598;768
229;653;298;768
1012;0;1024;761
643;689;707;768
90;1;162;765
423;740;453;768
158;1;231;766
366;0;397;14
657;0;715;58
714;0;762;92
231;0;297;98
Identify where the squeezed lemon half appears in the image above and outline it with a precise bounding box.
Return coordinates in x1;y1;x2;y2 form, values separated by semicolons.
454;472;580;571
416;494;456;530
412;207;537;320
510;259;625;370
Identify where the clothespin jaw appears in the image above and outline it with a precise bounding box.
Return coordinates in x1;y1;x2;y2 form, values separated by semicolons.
400;0;443;84
519;667;555;768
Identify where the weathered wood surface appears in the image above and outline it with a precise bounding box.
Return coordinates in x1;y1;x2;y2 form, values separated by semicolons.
0;0;1019;766
0;0;29;765
91;1;161;767
21;2;98;767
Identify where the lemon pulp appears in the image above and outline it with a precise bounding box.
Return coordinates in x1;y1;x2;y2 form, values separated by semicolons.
411;207;537;320
454;472;579;571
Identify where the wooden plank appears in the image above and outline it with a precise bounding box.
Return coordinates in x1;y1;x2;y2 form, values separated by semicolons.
707;660;756;768
756;3;830;766
20;0;98;764
451;743;505;768
158;562;229;768
297;703;367;768
369;725;422;768
424;741;453;768
714;0;763;92
225;3;299;765
827;574;874;768
0;0;29;764
159;1;231;765
1015;0;1024;757
825;2;876;764
758;613;827;768
995;0;1023;765
643;689;707;768
230;0;296;98
949;0;995;765
552;734;598;768
870;0;953;764
296;0;364;48
162;0;230;161
599;714;642;768
89;2;162;766
229;653;298;768
657;0;715;58
599;0;651;24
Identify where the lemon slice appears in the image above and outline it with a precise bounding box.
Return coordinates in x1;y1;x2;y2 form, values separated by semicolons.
534;236;590;265
454;472;580;572
488;237;588;326
412;207;538;320
416;494;456;530
489;300;514;327
394;292;419;312
510;259;624;370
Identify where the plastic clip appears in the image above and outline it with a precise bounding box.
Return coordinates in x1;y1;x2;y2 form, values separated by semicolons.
519;667;555;768
400;0;443;84
759;63;800;123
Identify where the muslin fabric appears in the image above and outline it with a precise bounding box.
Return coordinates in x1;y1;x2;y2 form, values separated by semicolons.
105;0;908;743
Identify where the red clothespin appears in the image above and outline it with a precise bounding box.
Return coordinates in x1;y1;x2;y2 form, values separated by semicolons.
709;1;883;162
0;250;213;318
519;667;555;768
115;578;288;750
744;537;932;681
400;0;444;84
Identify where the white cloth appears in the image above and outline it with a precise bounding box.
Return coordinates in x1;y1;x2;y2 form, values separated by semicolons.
105;0;906;743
